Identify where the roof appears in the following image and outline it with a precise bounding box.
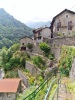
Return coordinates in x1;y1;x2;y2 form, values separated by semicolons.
50;9;75;31
0;78;21;93
33;27;49;33
53;9;75;19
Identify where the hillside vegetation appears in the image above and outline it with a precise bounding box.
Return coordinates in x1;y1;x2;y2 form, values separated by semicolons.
0;8;33;48
58;46;75;76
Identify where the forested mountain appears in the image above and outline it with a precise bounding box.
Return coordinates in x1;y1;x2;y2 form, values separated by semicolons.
0;8;33;48
25;21;51;28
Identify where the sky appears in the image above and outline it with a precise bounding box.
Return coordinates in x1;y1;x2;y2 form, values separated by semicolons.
0;0;75;23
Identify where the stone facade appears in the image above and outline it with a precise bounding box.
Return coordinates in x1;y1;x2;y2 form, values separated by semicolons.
33;27;51;45
48;36;75;60
18;70;28;87
70;59;75;79
51;9;75;37
0;93;16;100
20;37;33;51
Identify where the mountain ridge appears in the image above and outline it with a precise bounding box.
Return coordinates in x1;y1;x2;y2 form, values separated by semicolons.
0;8;33;48
25;21;51;29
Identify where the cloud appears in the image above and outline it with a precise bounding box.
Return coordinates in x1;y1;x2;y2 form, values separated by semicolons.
0;0;75;23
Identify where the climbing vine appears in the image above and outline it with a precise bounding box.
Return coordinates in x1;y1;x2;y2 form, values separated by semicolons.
58;46;75;76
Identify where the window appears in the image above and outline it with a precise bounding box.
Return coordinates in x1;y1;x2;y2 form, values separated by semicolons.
34;37;36;40
57;22;61;28
68;21;72;30
57;28;59;31
22;43;24;45
38;36;41;40
66;15;69;18
38;32;41;35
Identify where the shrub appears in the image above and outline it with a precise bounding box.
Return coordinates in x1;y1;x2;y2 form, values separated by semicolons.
38;76;43;82
20;58;26;68
4;62;11;71
27;43;33;49
39;42;50;56
29;76;35;85
49;53;54;60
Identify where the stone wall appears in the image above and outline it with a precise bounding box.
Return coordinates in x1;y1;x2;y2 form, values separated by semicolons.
48;36;75;60
0;69;4;79
47;36;75;79
25;61;41;76
18;70;28;87
70;59;75;79
49;36;75;47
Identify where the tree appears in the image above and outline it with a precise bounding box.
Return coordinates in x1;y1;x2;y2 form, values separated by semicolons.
8;43;20;53
39;42;50;56
1;48;8;64
20;57;26;68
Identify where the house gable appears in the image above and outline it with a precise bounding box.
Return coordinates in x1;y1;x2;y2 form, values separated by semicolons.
50;9;75;33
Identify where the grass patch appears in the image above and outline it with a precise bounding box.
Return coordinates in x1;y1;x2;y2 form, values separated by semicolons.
17;86;36;100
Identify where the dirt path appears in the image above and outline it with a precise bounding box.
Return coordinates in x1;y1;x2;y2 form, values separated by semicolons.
58;77;73;100
58;84;72;100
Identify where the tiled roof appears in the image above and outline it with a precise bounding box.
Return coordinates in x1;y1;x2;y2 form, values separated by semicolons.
0;78;21;93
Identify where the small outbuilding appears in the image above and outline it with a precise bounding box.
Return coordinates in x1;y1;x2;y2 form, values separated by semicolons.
20;36;33;51
0;78;22;100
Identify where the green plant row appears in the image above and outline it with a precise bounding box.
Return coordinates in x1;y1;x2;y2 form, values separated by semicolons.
44;78;58;100
23;79;48;100
58;46;75;76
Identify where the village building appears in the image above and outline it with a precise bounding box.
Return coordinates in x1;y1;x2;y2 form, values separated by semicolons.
0;78;22;100
20;36;33;51
50;9;75;37
33;27;51;45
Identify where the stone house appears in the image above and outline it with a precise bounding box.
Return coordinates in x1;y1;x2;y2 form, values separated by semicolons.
33;27;51;45
0;78;22;100
20;36;33;51
50;9;75;37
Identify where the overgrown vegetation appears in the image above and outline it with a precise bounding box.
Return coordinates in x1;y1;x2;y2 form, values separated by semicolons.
33;56;46;70
0;44;27;72
58;46;75;76
27;43;33;50
39;42;54;60
39;42;50;56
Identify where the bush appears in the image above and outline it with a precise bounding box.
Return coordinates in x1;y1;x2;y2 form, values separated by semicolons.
39;42;50;56
38;76;43;82
49;53;54;60
27;43;33;49
4;62;11;71
29;76;35;85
